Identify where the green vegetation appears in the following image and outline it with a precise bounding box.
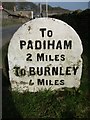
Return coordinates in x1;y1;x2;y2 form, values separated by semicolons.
2;62;89;119
2;9;89;119
2;18;26;27
2;2;16;10
2;46;89;119
4;86;89;119
50;9;89;56
16;2;38;11
2;2;69;14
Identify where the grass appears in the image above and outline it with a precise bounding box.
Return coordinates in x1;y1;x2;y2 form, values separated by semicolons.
2;42;89;119
2;18;28;27
11;87;89;119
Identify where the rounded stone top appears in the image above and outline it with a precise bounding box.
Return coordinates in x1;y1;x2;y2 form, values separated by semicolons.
8;18;83;92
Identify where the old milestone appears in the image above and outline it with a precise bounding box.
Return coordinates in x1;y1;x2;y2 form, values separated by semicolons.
8;18;83;92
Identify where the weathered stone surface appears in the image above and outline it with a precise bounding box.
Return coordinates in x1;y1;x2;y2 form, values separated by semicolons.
8;18;83;92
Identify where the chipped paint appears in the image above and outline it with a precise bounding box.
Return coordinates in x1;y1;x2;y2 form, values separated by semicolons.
28;26;31;31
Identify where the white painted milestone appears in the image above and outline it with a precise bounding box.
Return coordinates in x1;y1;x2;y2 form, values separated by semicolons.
8;18;83;92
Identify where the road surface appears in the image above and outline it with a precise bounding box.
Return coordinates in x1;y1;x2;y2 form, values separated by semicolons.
0;24;22;68
2;24;22;48
0;24;25;118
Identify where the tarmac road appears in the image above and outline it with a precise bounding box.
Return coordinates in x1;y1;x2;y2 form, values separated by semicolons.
0;24;22;74
0;24;22;68
0;25;22;108
1;24;22;48
0;24;24;119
